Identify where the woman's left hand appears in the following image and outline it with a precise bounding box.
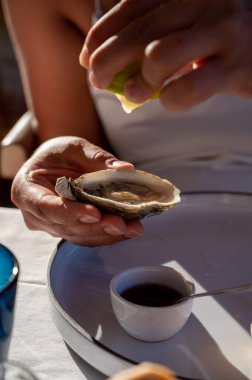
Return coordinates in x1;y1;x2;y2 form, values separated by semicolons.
11;136;144;247
81;0;252;111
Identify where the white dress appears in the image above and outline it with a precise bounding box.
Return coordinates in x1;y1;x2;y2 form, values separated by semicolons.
90;86;252;193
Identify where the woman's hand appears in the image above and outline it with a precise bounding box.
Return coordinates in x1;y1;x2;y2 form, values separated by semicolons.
11;136;144;246
81;0;252;111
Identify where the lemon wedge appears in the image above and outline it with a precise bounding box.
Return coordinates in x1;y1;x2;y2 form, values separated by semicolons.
106;62;159;113
114;93;146;113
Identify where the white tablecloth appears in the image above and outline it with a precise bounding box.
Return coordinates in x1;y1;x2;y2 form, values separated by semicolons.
0;207;106;380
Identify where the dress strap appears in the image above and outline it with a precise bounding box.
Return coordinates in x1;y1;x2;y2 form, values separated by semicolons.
93;0;105;22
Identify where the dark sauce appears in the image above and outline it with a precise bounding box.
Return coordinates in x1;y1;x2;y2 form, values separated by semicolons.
120;283;183;307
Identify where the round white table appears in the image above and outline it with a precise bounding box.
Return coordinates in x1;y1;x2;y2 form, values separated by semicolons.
0;207;106;380
3;191;252;380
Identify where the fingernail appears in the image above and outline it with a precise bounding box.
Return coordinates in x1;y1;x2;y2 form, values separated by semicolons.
124;79;149;103
80;215;100;223
109;160;134;169
79;46;90;68
103;225;124;236
89;70;102;89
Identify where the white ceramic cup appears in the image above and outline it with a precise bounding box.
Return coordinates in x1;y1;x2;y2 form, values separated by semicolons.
110;265;195;342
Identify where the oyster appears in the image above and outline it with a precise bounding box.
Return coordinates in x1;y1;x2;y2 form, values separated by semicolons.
55;169;180;220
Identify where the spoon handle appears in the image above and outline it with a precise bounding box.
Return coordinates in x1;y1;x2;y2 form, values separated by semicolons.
193;282;252;299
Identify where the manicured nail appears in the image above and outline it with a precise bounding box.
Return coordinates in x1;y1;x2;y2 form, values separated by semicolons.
80;215;100;223
79;46;90;68
103;225;124;236
109;160;134;169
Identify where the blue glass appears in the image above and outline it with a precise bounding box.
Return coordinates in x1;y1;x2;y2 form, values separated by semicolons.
0;244;19;362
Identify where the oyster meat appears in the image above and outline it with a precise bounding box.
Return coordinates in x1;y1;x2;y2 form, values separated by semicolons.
55;169;180;220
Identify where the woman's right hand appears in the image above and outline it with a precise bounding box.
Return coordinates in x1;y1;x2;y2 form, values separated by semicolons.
11;136;144;247
82;0;252;112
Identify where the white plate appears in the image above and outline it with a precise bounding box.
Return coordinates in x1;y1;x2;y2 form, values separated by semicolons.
48;193;252;380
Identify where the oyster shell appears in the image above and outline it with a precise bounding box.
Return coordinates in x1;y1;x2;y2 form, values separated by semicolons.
55;169;180;220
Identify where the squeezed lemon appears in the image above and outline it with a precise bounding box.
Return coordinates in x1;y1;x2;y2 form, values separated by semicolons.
106;62;159;113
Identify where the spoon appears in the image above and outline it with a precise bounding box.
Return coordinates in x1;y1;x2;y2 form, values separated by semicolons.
178;282;252;303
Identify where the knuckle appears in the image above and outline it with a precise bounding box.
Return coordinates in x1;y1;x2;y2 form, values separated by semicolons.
119;0;161;44
144;43;167;85
133;18;152;41
144;34;188;85
146;41;163;68
121;11;157;45
82;141;115;168
93;150;112;162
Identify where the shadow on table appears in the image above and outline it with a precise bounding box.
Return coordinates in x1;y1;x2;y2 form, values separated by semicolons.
65;319;249;380
66;344;106;380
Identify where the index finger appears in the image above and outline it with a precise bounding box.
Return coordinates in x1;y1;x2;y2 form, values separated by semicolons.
83;0;207;89
23;183;102;225
81;0;167;68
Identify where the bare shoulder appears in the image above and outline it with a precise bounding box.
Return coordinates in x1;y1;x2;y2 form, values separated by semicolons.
2;0;95;34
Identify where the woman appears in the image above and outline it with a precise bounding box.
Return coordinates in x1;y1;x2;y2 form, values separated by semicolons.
3;0;252;246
